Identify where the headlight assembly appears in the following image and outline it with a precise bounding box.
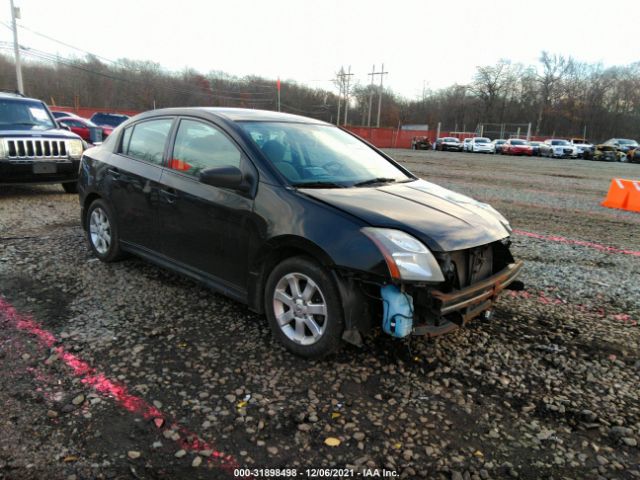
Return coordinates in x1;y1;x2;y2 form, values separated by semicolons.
67;139;84;159
362;228;445;282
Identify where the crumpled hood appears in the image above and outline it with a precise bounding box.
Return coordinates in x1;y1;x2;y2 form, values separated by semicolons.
300;179;512;252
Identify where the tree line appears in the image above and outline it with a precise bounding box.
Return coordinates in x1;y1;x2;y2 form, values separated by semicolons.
0;51;639;141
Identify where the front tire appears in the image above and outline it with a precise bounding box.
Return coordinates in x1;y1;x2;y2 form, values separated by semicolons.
86;199;124;262
265;256;344;358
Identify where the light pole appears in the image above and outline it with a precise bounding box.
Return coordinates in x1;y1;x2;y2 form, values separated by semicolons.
9;0;23;94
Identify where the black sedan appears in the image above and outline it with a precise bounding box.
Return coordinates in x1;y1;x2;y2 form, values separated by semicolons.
79;108;522;357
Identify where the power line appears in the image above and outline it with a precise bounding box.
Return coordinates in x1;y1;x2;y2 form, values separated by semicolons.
1;21;276;96
0;45;274;105
19;21;275;91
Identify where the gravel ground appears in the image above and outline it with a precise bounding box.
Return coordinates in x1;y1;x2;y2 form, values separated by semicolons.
0;152;639;480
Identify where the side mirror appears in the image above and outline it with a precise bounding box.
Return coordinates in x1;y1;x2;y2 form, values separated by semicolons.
199;166;250;193
58;122;71;131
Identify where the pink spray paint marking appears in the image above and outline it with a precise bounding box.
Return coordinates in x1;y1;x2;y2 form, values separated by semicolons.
514;229;640;257
0;297;240;474
506;290;638;326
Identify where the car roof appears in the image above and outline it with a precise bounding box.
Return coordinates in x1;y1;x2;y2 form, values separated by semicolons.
92;112;129;117
133;107;329;125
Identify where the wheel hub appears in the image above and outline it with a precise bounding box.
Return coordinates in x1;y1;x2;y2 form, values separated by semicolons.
272;272;328;346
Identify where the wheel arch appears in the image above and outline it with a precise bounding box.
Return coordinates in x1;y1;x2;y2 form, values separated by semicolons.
82;192;102;229
247;235;335;314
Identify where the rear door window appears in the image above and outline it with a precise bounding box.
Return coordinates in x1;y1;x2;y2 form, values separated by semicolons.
121;118;173;165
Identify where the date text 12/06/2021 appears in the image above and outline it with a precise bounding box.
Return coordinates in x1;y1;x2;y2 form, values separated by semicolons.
233;468;399;478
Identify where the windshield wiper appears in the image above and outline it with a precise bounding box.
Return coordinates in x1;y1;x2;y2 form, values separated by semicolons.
292;181;347;189
352;177;397;187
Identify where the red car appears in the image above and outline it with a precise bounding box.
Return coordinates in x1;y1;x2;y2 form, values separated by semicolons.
501;139;533;156
57;116;108;144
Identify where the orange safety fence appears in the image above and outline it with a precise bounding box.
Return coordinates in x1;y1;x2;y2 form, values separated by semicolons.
49;106;142;119
601;178;640;213
46;105;555;149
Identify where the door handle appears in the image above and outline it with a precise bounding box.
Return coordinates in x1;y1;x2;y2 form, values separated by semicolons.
108;168;121;180
160;187;178;204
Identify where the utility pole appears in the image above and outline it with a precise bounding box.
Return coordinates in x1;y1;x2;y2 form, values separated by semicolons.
375;63;388;128
10;0;23;94
342;65;353;127
367;64;376;127
336;67;343;126
335;66;353;127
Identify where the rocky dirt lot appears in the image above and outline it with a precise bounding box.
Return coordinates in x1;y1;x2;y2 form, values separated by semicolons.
0;151;639;480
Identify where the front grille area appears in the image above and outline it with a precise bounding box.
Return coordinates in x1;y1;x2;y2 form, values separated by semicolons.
435;240;515;292
3;138;69;163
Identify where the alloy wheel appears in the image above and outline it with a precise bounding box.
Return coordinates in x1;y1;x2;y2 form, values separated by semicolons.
89;207;111;255
272;272;328;346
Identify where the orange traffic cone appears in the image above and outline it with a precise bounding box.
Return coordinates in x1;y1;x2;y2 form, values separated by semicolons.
628;181;640;213
602;179;629;209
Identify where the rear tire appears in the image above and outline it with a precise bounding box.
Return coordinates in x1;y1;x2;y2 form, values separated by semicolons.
264;256;344;358
62;182;78;194
86;199;124;263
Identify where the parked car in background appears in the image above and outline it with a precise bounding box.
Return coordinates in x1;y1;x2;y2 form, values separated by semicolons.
569;138;595;159
89;112;130;129
468;137;494;153
462;138;472;152
528;141;543;156
0;92;84;192
491;139;507;154
540;139;578;159
592;144;626;162
79;107;521;357
410;136;431;150
58;116;104;144
435;137;462;151
603;138;639;155
501;139;532;156
51;110;83;120
628;147;640;163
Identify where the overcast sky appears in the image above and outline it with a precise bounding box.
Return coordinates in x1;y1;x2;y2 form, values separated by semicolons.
2;0;639;99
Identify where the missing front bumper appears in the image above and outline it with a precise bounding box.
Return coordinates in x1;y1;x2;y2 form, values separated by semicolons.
412;260;524;336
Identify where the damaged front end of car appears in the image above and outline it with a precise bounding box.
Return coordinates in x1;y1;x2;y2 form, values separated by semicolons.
339;231;523;345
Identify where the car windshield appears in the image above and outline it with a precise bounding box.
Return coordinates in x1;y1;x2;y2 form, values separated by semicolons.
0;99;56;131
92;114;128;127
475;138;490;143
511;140;526;145
239;122;412;188
551;140;570;145
443;137;459;142
618;139;638;146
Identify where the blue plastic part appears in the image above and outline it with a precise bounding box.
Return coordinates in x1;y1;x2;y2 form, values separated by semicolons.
381;285;414;338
